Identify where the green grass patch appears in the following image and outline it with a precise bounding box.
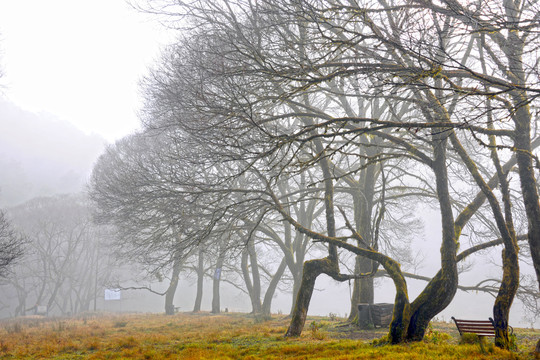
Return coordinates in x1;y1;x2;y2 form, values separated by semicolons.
0;313;536;359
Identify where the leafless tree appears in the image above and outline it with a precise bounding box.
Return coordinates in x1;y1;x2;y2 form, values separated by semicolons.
1;195;112;316
132;0;538;349
0;210;24;278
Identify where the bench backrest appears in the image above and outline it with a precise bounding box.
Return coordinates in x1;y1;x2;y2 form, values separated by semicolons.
451;317;495;337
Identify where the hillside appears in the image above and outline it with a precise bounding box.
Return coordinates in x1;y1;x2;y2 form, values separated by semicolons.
0;98;106;206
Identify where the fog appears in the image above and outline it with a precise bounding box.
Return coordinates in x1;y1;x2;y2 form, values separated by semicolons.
0;104;535;326
0;99;106;207
0;2;538;353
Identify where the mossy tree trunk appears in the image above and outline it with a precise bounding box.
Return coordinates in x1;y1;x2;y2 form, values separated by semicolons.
276;195;412;343
285;257;339;336
505;12;540;354
472;36;522;349
513;100;540;354
449;128;520;349
492;247;519;348
274;132;411;342
286;148;339;336
405;129;458;341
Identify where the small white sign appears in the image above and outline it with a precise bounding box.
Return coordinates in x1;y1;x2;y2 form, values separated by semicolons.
214;268;221;280
104;288;121;300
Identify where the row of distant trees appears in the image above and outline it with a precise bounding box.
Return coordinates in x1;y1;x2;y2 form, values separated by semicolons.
86;0;540;352
0;196;111;317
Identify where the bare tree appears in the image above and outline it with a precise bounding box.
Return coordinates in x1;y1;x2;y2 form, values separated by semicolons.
132;0;538;349
0;210;24;278
2;195;112;316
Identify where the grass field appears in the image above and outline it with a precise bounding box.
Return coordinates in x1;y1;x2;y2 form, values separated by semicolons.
0;312;538;359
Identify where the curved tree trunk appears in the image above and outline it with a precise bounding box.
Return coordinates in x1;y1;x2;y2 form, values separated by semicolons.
165;258;182;315
406;131;458;341
275;148;411;343
262;258;287;317
286;146;339;336
278;208;413;343
285;257;336;336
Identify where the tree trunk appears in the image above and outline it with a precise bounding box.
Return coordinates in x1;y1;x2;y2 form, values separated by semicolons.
349;255;374;325
280;223;413;343
406;131;458;341
289;265;302;316
449;128;520;349
165;258;182;315
286;149;339;335
248;241;262;314
193;248;204;312
492;246;519;348
211;251;225;314
490;132;520;349
514;118;540;356
349;163;377;324
241;247;256;312
262;258;287;317
285;258;334;336
514;120;540;288
504;27;540;356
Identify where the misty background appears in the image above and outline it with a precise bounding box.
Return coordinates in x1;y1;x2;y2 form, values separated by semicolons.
0;98;536;328
0;0;537;330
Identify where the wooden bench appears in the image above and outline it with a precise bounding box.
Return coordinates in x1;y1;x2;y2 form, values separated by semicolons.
451;317;496;337
451;316;514;351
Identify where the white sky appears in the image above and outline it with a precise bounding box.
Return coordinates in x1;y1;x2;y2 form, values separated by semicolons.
0;0;170;142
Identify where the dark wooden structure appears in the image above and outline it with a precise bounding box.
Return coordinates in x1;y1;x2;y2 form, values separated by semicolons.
370;303;394;327
358;303;394;328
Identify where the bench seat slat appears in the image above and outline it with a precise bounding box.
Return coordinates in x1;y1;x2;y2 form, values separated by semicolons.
459;330;495;335
457;325;495;330
456;328;495;331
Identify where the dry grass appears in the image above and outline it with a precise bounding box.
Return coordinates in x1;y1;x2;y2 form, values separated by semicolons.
0;312;537;359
